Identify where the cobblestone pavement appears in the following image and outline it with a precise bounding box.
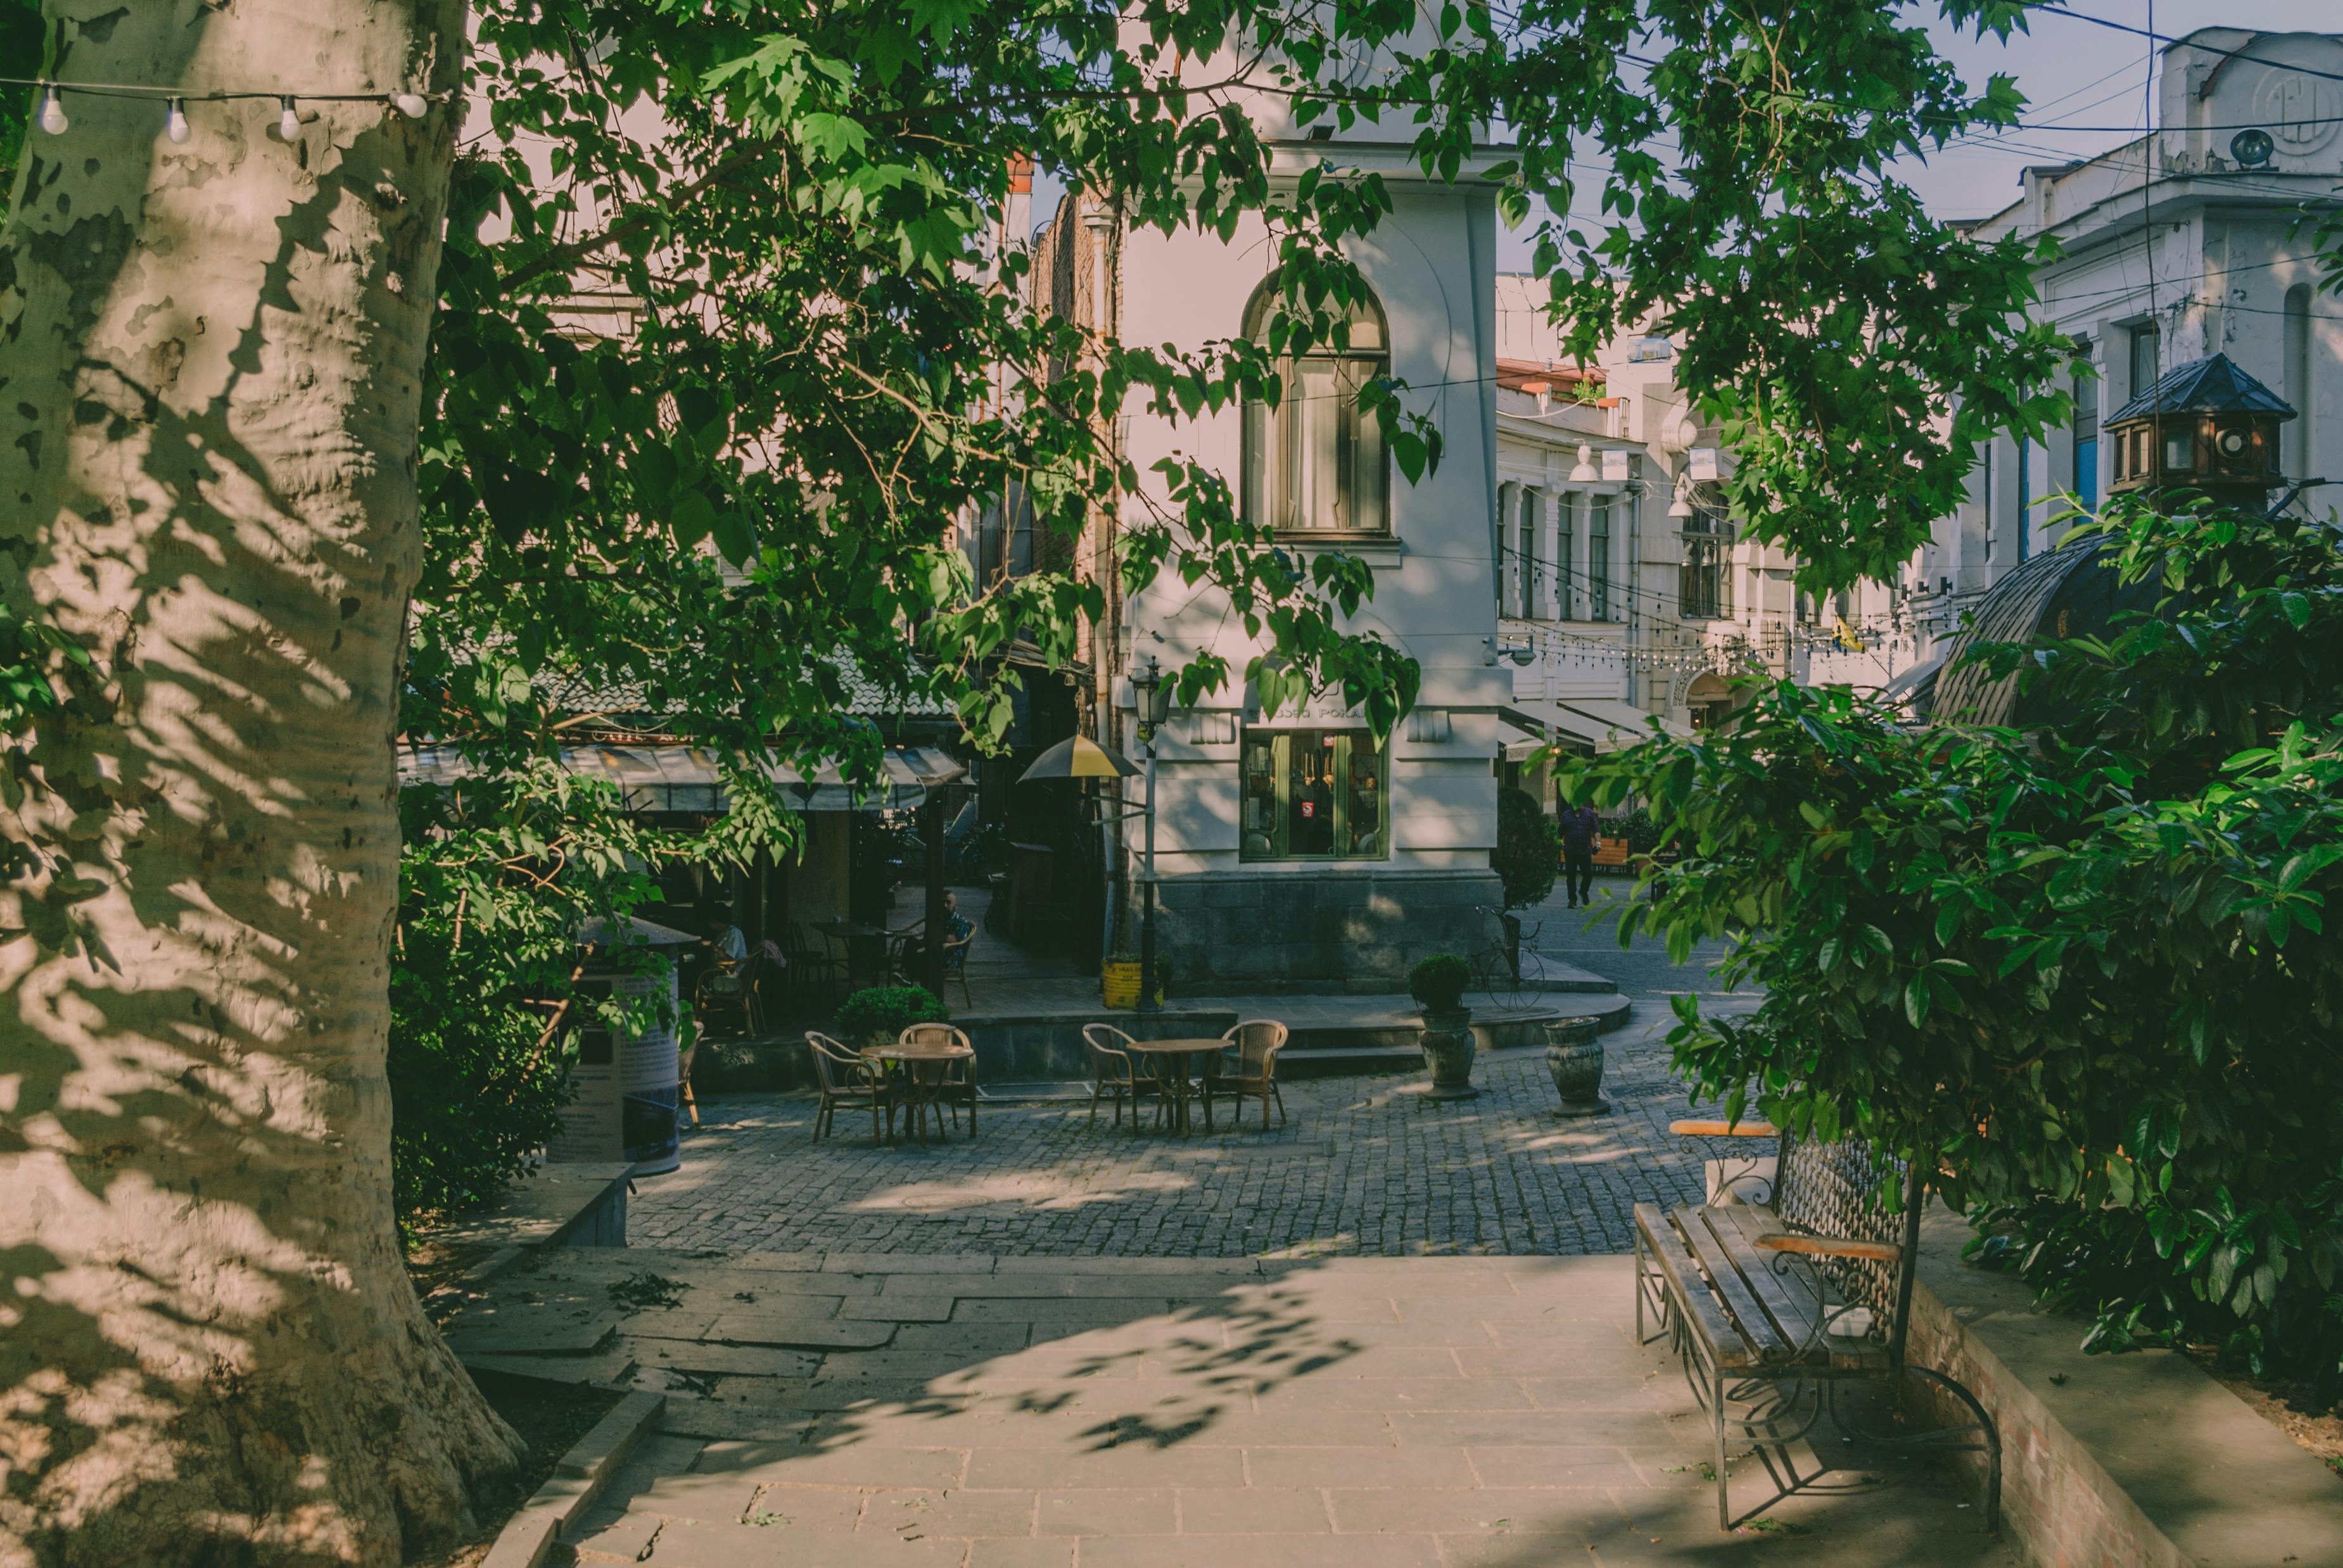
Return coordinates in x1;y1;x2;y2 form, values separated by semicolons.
635;998;1750;1259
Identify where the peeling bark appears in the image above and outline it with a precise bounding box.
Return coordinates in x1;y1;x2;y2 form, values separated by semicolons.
0;6;515;1566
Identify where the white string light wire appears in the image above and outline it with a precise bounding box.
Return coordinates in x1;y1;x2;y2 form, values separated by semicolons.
6;77;443;142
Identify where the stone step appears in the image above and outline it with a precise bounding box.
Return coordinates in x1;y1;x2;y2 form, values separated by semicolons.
1280;992;1631;1054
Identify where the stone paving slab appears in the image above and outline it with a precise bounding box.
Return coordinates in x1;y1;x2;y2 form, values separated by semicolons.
542;1255;2012;1568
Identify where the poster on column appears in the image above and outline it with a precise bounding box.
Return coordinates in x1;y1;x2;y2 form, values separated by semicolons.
545;918;692;1174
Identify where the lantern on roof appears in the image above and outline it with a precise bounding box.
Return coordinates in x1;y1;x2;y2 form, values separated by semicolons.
2105;352;2294;505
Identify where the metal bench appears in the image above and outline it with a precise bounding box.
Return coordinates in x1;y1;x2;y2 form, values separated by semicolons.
1634;1120;2001;1531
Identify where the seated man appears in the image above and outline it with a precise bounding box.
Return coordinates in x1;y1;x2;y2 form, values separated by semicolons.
898;890;975;977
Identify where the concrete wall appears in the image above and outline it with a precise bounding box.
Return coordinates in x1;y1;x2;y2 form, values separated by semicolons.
1151;867;1504;990
1903;1206;2343;1568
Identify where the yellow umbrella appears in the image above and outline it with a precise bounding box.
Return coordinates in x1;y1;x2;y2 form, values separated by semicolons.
1019;733;1140;781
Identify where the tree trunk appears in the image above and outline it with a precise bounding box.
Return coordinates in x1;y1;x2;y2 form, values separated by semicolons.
0;6;514;1566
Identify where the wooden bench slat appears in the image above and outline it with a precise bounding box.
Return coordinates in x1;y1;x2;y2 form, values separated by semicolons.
1670;1203;1794;1364
1699;1204;1831;1356
1632;1203;1754;1370
1705;1206;1891;1372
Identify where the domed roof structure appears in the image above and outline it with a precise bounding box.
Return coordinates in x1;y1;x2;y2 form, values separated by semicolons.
1922;538;2164;727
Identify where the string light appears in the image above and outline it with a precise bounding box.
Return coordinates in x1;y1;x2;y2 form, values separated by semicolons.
8;77;446;146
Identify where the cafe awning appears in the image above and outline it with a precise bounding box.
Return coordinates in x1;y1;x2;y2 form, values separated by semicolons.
1501;698;1687;754
395;742;965;813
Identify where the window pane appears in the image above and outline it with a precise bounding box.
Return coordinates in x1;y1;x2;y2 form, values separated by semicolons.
1589;496;1610;620
1241;733;1281;859
1518;488;1539;617
1288;732;1338;855
1558;493;1575;619
1304;360;1343;528
1340;737;1385;857
2131;326;2159;397
1248;350;1390;534
1241;396;1267;524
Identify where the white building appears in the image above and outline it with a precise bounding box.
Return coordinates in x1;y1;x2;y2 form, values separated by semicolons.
1488;277;1798;756
1014;100;1519;986
1899;28;2343;683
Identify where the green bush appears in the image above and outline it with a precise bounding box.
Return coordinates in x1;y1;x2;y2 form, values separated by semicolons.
1604;807;1666;854
1409;954;1472;1014
1570;498;2343;1394
837;983;949;1045
388;923;574;1232
1494;785;1559;908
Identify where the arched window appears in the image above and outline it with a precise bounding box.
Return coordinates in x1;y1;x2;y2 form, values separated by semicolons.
1240;282;1390;534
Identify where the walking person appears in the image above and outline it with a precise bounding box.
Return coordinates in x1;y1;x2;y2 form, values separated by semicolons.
1558;799;1601;909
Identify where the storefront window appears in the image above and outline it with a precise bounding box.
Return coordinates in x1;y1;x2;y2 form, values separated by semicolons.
1240;729;1388;861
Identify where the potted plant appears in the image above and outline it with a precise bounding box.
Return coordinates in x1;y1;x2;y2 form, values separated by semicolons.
1409;954;1477;1099
835;984;949;1049
1544;1015;1611;1116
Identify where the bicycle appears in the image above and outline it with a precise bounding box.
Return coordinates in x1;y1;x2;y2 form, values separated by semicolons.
1469;905;1546;1009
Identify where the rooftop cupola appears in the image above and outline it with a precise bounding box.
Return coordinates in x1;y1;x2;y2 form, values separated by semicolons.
2105;351;2295;505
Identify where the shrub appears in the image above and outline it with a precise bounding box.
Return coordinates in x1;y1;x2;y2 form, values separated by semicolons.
1409;954;1472;1014
388;920;574;1232
1494;785;1559;908
1568;498;2343;1394
837;983;949;1045
1604;807;1666;854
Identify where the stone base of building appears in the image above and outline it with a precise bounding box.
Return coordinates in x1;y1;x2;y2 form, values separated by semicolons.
1148;868;1507;990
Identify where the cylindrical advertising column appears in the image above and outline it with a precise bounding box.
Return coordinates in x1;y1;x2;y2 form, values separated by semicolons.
545;916;693;1175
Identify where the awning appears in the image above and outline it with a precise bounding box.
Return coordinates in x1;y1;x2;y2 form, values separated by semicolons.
1501;698;1686;753
1500;721;1575;762
395;742;965;813
1877;652;1945;716
1554;697;1694;742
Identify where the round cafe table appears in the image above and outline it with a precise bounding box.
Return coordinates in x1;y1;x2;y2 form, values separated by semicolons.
1121;1038;1223;1136
861;1040;974;1146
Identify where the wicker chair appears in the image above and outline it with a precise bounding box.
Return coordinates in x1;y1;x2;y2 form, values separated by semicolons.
939;926;974;1007
805;1031;890;1141
782;921;842;1009
900;1021;977;1137
1209;1019;1290;1132
694;961;754;1039
1082;1023;1152;1132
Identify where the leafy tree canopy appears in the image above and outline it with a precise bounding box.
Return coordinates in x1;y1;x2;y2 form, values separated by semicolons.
1572;497;2343;1390
4;0;2072;1219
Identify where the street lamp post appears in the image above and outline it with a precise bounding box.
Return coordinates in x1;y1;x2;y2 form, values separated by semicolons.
1131;654;1172;1014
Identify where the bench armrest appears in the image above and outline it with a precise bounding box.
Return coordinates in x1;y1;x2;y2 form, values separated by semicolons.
1753;1232;1903;1264
1668;1120;1779;1138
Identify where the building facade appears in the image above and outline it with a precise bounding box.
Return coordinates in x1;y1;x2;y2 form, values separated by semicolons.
1898;28;2343;685
1006;96;1525;985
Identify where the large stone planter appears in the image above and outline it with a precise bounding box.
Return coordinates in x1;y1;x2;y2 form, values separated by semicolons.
1544;1016;1610;1116
1418;1008;1478;1100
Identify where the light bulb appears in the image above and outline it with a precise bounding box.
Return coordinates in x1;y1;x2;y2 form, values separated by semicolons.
37;87;67;136
393;92;429;118
278;98;301;141
164;97;191;144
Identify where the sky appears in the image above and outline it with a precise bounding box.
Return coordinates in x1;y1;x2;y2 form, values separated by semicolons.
1031;4;2343;256
1898;0;2343;219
